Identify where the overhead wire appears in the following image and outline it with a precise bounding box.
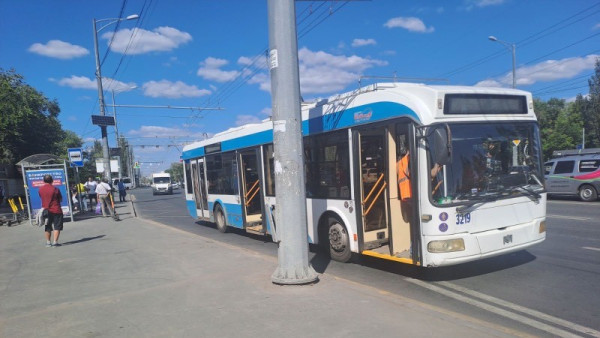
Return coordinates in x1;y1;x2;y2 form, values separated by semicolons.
439;2;600;79
188;0;351;126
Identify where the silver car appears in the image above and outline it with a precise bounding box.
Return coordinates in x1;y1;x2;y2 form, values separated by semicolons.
544;149;600;201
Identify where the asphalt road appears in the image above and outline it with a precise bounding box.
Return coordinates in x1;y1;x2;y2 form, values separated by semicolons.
131;187;600;337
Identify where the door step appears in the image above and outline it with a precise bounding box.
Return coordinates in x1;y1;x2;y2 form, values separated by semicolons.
245;224;265;235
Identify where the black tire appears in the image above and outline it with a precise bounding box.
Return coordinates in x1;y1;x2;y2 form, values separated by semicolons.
328;217;352;263
579;184;598;202
214;205;227;233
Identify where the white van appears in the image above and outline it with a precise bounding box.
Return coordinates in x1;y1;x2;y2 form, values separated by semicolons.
544;148;600;201
113;177;133;190
152;172;173;195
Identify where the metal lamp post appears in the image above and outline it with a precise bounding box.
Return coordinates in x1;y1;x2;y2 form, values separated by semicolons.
93;14;139;182
488;36;516;88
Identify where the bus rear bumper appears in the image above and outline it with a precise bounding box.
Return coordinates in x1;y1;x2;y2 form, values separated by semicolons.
423;219;546;267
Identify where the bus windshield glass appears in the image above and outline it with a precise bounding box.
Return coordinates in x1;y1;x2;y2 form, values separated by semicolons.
428;122;543;206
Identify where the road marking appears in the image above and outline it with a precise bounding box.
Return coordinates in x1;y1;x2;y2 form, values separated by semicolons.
406;278;599;337
583;246;600;252
437;281;600;337
547;214;591;221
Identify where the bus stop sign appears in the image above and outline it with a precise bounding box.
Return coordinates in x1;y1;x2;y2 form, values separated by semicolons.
68;148;84;167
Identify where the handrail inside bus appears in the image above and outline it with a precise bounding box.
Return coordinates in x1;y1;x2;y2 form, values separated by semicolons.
363;174;387;217
245;180;260;207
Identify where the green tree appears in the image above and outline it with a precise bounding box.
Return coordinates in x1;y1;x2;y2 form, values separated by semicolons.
0;68;63;163
582;58;600;148
165;162;183;183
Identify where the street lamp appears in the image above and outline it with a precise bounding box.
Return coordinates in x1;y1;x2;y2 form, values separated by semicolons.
111;86;137;181
488;35;516;88
93;14;139;183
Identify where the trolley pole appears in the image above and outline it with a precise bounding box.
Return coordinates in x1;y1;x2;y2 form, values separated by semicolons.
268;0;318;285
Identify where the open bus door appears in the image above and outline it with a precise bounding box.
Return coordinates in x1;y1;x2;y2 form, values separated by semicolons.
355;123;415;264
191;159;209;219
238;149;264;233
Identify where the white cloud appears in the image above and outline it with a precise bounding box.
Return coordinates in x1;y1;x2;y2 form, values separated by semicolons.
235;114;261;126
128;125;205;139
102;26;192;55
463;0;506;10
474;79;503;87
28;40;89;59
298;48;388;94
56;76;96;89
260;107;272;116
594;23;600;30
55;75;136;91
142;80;211;98
384;17;434;33
245;47;387;95
352;38;377;48
566;94;589;103
197;57;240;82
476;54;599;87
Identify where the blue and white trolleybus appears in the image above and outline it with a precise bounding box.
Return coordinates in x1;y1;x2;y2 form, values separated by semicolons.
181;82;546;267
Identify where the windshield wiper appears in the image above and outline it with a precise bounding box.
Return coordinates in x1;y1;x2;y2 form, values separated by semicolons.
456;194;499;213
510;185;542;202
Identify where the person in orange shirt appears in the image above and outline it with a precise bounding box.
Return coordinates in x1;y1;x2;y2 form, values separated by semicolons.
397;151;443;203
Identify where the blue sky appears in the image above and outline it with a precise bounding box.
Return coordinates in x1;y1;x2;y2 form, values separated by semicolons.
1;0;599;175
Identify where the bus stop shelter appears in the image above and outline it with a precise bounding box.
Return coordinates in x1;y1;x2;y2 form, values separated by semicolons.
17;154;74;225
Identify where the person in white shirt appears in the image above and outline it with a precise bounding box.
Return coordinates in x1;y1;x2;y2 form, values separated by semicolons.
84;177;98;212
95;178;114;218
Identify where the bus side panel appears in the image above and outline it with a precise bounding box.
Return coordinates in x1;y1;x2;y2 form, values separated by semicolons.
307;198;358;253
186;199;198;218
208;196;244;229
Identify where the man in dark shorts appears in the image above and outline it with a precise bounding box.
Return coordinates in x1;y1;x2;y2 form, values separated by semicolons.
38;174;64;247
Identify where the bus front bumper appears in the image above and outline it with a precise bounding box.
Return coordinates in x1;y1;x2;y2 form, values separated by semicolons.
422;219;546;267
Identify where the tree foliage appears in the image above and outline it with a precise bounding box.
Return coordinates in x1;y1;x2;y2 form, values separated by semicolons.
536;58;600;159
164;162;183;183
0;68;64;163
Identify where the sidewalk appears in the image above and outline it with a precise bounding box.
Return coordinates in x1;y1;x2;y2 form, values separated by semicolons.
1;200;518;337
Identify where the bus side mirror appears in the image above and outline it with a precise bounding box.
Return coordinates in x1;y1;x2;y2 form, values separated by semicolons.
432;126;452;165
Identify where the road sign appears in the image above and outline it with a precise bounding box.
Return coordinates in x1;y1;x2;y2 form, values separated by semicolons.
68;148;84;167
91;115;115;126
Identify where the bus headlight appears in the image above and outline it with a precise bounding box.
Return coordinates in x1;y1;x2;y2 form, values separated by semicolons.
427;238;465;253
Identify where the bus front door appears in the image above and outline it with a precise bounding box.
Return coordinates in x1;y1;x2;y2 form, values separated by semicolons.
239;150;263;232
191;159;209;219
357;128;389;249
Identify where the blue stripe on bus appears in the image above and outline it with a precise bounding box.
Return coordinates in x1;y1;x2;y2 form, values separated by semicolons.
182;101;419;158
186;200;197;218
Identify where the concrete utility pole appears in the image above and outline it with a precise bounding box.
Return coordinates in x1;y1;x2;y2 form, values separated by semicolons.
267;0;318;285
93;18;112;183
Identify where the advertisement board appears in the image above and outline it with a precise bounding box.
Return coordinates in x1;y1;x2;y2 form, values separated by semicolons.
25;169;71;217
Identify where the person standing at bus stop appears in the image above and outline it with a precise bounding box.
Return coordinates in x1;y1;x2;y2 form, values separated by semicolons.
96;178;115;219
38;174;63;247
117;179;127;202
84;177;97;212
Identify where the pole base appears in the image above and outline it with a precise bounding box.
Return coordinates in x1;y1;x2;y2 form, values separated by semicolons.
271;265;319;285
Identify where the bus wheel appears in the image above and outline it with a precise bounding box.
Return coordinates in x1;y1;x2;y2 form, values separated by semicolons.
328;218;351;263
579;184;598;202
215;205;227;233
